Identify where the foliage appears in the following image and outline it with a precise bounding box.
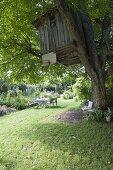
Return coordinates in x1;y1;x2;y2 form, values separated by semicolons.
7;90;17;97
49;92;60;99
0;0;46;82
103;108;112;117
0;80;9;94
39;92;60;99
30;90;41;98
0;92;29;110
72;76;91;101
84;109;104;121
62;90;74;99
106;74;113;106
42;82;56;92
85;108;113;121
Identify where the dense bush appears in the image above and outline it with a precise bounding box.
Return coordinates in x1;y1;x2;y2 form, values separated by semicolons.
39;92;50;98
49;93;60;99
30;90;40;98
39;92;60;99
72;77;91;101
62;90;74;99
84;108;113;121
106;75;113;107
84;109;104;121
0;93;29;110
7;90;17;97
13;97;28;110
107;90;113;107
0;80;8;94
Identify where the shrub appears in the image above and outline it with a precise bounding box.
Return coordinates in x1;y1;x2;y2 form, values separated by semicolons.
72;77;91;101
0;92;29;110
7;90;17;97
62;90;74;99
84;109;105;121
33;90;40;97
16;90;23;96
40;92;49;98
39;92;60;99
49;93;60;99
13;97;28;110
106;75;113;107
0;80;8;94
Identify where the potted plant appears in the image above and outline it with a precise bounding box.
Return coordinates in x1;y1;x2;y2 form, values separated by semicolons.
104;108;112;122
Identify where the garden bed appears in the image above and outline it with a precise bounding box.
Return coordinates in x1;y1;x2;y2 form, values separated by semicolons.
56;109;84;122
0;105;16;116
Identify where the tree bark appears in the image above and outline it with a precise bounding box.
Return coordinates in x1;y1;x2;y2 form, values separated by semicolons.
91;79;107;109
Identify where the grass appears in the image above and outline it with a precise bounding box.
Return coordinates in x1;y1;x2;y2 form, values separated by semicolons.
0;99;113;170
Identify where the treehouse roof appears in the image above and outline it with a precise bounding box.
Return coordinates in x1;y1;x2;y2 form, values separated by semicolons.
33;7;57;27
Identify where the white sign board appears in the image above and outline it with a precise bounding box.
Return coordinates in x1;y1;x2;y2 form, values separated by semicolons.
42;52;56;64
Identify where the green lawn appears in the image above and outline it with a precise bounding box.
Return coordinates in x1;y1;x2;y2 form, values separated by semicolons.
0;99;113;170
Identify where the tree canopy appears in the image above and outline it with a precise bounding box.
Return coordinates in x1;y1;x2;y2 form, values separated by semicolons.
0;0;112;82
0;0;52;82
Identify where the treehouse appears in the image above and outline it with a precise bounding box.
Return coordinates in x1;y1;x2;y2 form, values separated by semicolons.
33;8;80;66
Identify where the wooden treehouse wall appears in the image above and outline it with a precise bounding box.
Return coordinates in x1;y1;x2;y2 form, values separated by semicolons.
34;10;80;65
38;12;74;54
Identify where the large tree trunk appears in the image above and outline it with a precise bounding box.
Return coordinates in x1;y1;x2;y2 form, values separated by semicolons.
91;78;107;109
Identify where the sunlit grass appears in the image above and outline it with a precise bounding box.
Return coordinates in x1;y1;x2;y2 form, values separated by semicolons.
0;99;113;170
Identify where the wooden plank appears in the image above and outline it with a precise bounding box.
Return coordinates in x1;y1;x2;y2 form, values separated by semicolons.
43;25;46;52
48;19;52;51
38;26;42;52
43;24;47;53
45;19;49;52
57;12;64;46
40;26;44;53
56;42;80;65
62;19;68;44
53;14;59;48
60;15;65;46
56;10;71;47
51;27;56;50
56;13;61;47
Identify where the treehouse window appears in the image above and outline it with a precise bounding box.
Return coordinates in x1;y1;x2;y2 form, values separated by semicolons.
50;15;56;28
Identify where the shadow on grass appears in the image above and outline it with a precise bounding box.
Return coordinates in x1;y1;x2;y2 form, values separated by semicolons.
0;158;16;170
48;105;65;109
19;121;113;162
33;105;66;109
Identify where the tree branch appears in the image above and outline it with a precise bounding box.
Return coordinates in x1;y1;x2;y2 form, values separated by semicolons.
100;15;111;68
11;39;42;57
0;51;26;66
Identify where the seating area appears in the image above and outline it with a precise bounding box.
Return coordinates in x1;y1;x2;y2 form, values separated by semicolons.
29;97;57;107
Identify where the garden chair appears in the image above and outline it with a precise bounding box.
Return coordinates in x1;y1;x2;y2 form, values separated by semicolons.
50;98;57;106
82;101;93;111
